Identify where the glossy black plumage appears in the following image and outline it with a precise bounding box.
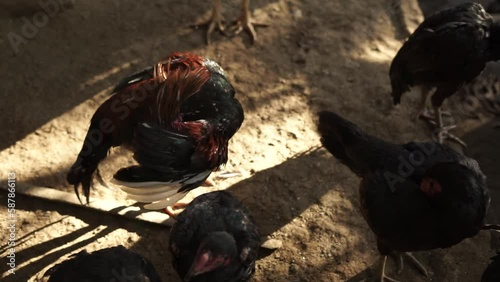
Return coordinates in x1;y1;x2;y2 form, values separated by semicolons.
317;111;490;255
67;52;244;208
487;0;500;14
482;252;500;282
43;246;161;282
169;191;260;282
390;2;500;107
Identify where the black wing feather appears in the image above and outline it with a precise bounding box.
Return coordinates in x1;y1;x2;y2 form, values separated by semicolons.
112;67;155;93
44;246;161;282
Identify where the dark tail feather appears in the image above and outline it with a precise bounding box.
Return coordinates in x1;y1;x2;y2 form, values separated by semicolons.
113;166;165;183
317;111;362;150
112;67;154;93
392;91;402;105
389;53;410;105
390;78;406;105
317;111;369;175
483;224;500;231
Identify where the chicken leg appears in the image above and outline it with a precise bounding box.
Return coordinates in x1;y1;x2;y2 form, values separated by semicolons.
417;85;451;121
165;202;189;218
193;0;227;44
396;252;428;277
378;252;428;282
416;85;466;147
379;256;401;282
431;106;467;147
416;85;433;121
231;0;268;43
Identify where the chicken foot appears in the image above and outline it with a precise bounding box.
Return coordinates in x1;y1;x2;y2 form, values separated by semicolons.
165;202;189;218
417;86;451;120
378;256;401;282
378;252;428;282
430;107;467;147
192;0;227;44
395;252;428;277
230;0;268;43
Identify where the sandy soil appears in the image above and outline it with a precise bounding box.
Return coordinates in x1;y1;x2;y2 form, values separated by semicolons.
0;0;499;281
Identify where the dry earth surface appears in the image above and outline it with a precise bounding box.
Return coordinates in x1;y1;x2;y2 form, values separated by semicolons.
1;0;500;281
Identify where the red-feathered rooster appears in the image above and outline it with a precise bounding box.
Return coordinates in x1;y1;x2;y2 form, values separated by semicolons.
197;0;267;44
67;52;244;211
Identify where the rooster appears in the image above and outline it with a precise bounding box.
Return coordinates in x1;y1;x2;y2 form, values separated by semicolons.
317;111;491;281
169;190;260;282
43;246;161;282
196;0;267;44
67;52;244;212
390;2;500;147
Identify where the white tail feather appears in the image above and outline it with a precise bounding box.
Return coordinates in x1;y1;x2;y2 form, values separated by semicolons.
114;183;182;196
143;193;187;210
124;188;182;203
110;178;181;188
109;170;212;210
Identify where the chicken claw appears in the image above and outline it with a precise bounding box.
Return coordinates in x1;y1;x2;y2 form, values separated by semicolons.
165;202;189;218
67;163;96;205
203;178;216;187
432;125;467;147
417;108;452;122
192;0;227;44
203;171;242;186
378;256;401;282
378;252;428;282
423;106;466;147
396;252;428;277
230;0;268;43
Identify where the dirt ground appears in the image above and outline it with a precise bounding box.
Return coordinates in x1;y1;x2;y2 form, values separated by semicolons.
1;0;500;281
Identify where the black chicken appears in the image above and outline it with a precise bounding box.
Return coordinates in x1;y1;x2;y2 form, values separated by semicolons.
67;52;244;211
169;190;260;282
390;2;500;146
487;0;500;14
43;246;161;282
482;250;500;282
317;111;491;282
197;0;267;44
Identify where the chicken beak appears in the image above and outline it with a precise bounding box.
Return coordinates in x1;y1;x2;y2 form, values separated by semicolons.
184;252;226;281
184;252;210;282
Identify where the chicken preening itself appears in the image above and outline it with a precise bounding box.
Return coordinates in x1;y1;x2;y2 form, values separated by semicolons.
317;111;493;282
195;0;268;44
169;191;260;282
42;246;161;282
67;52;244;211
390;2;500;147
